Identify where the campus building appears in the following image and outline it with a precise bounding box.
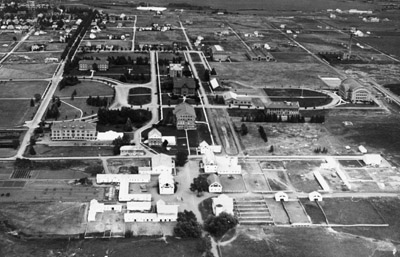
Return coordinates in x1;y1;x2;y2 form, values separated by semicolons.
169;63;183;77
173;77;196;96
265;101;300;116
51;121;97;141
78;60;109;71
222;91;253;106
339;78;371;102
148;128;163;146
173;102;197;130
210;45;230;62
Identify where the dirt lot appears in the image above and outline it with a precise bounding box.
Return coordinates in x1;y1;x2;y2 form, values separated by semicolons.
0;202;87;235
220;226;396;257
234;120;336;156
243;173;271;192
300;199;327;224
219;174;247;192
320;198;386;225
283;200;310;224
107;158;151;174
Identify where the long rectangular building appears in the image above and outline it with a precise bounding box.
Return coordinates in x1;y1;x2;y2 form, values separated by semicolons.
51;121;97;141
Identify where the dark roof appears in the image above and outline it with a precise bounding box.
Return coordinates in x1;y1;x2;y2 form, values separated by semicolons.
173;77;196;89
79;60;109;65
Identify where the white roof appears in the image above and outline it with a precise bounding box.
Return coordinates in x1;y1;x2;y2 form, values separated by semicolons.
96;174;151;183
214;45;224;51
124;212;158;222
127;201;152;211
152;154;174;169
97;130;123;141
148;128;162;138
156;199;178;215
158;173;174;184
222;91;237;100
210;78;219;89
161;136;176;146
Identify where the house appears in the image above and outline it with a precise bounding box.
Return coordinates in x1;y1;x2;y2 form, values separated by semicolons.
308;191;323;201
209;78;220;90
173;77;196;96
44;57;59;63
339;78;371;102
212;194;233;216
173;102;197;130
265;101;300;116
216;156;241;174
51;121;97;141
197;140;222;154
148;128;162;146
246;49;275;62
169;63;183;77
208;174;222;193
274;191;289;202
222;91;252;106
201;148;218;173
210;45;230;62
158;173;175;194
78;59;109;71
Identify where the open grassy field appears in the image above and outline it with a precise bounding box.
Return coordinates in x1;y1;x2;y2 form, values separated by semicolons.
16;42;67;52
56;80;114;97
0;100;37;128
136;30;187;44
220;226;394;257
62;98;104;117
0;80;48;98
0;63;58;79
128;87;152;105
27;145;114;157
212;62;336;88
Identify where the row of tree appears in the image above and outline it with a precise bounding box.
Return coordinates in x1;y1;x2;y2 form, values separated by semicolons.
97;107;151;126
106;56;150;66
87;96;108;107
59;76;81;90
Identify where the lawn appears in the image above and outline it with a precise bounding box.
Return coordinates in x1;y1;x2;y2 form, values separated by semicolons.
56;80;114;97
219;174;247;192
128;87;152;105
0;80;48;98
63;98;104;117
300;199;327;224
264;88;332;108
243;173;271;192
26;145;114;157
384;83;400;96
135;30;187;44
5;52;62;64
0;100;37;128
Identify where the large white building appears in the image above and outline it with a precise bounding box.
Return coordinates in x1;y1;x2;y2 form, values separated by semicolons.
339;78;371;102
212;194;233;216
51;121;97;141
138;154;175;175
124;199;178;222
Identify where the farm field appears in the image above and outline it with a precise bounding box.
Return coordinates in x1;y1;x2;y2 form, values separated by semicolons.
135;30;187;44
0;63;58;79
212;61;336;88
27;145;114;157
0;81;48;98
5;52;62;64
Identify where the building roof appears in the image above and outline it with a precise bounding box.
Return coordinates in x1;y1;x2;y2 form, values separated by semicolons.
207;174;220;184
127;201;152;211
169;63;183;71
158;173;174;184
210;78;219;89
212;45;224;51
266;101;300;109
222;91;237;100
156;199;178;215
173;102;196;117
52;121;96;130
340;78;364;91
79;59;109;65
152;154;174;169
120;145;143;151
148;128;162;138
173;77;196;89
97;130;123;141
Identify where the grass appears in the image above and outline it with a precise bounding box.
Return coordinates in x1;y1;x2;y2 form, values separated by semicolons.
5;52;62;64
0;63;58;79
0;100;37;128
135;30;187;44
26;145;114;157
62;98;103;117
128;87;152;105
0;81;48;98
56;81;114;97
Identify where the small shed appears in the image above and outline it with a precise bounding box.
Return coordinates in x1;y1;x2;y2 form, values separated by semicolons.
274;191;289;202
358;145;367;154
308;191;323;202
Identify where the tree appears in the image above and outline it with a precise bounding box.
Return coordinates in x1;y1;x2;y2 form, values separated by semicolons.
241;123;248;136
124;117;133;132
30;98;35;107
269;145;274;153
204;212;238;238
174;210;202;238
29;146;36;155
175;151;188;167
190;175;209;195
162;139;169;149
34;93;41;102
258;126;268;142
